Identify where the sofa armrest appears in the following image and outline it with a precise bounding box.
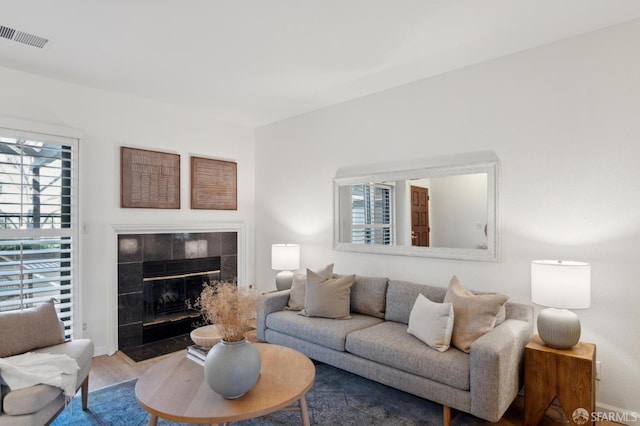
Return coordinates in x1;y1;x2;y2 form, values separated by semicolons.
256;290;290;341
505;301;534;326
469;319;532;422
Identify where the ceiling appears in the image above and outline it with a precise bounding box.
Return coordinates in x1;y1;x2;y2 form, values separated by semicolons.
2;1;640;128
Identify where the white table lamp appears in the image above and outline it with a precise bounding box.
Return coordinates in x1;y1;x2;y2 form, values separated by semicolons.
272;244;300;291
531;260;591;349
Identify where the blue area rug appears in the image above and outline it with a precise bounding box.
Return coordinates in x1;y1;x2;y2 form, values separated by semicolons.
53;363;489;425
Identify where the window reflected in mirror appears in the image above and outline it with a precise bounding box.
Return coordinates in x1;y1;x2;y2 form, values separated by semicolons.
344;183;392;245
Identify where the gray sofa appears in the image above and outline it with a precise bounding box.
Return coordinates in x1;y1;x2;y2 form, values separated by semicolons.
257;276;533;425
0;301;94;426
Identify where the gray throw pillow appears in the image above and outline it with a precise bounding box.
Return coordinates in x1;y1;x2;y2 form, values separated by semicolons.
299;269;355;319
285;263;334;311
349;275;388;319
444;276;508;353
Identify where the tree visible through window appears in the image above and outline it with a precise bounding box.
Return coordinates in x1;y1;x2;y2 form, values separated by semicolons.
0;131;77;339
350;183;392;245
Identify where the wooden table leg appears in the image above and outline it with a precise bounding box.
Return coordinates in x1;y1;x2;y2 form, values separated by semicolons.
81;376;89;410
525;347;557;425
148;414;158;426
299;395;310;426
443;405;454;426
556;350;595;425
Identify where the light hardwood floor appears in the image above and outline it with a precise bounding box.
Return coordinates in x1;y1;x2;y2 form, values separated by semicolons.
88;350;178;391
89;351;617;425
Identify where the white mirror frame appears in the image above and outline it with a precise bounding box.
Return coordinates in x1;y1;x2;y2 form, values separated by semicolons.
333;152;499;262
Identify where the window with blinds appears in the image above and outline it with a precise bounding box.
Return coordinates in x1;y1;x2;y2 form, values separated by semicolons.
0;130;77;340
350;183;393;245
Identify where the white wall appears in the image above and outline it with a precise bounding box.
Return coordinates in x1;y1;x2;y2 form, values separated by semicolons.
0;66;255;356
255;20;640;414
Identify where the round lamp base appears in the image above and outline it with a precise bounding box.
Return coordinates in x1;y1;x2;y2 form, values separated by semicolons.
537;308;581;349
275;271;294;291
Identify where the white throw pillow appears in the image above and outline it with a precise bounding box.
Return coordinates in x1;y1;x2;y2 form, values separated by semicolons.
407;293;454;352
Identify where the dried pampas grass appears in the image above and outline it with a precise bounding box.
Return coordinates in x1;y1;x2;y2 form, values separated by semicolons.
196;282;258;342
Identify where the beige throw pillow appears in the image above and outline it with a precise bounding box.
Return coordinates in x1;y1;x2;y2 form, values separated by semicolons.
407;294;454;352
299;269;355;319
285;263;334;311
444;276;508;353
0;299;64;358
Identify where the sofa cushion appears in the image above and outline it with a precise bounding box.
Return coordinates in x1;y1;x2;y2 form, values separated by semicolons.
407;294;454;352
2;339;93;416
345;321;471;391
349;275;388;319
300;270;355;319
286;263;334;311
0;300;64;358
1;383;61;416
385;280;447;325
444;276;508;353
266;310;382;352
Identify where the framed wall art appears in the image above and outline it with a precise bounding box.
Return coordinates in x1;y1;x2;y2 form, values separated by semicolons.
190;156;237;210
120;147;180;209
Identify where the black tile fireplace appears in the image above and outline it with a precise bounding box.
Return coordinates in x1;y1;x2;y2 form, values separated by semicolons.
117;231;237;359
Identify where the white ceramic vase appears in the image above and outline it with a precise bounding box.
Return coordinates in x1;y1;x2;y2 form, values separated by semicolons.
204;338;261;399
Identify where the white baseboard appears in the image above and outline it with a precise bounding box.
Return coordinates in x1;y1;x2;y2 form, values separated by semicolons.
93;345;110;357
595;402;640;425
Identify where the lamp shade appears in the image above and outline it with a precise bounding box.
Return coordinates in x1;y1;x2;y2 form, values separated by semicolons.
531;260;591;309
271;244;300;271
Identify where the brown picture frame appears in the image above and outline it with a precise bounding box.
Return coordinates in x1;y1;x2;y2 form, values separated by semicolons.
190;156;237;210
120;147;180;209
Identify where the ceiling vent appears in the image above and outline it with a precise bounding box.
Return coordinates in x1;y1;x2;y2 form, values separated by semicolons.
0;25;49;49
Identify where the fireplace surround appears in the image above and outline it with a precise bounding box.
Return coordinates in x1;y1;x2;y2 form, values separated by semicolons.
117;231;237;355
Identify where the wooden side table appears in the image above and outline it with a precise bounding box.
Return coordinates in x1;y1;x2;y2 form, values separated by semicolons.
524;335;596;426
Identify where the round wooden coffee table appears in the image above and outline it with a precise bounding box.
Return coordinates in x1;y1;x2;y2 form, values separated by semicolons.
135;343;315;426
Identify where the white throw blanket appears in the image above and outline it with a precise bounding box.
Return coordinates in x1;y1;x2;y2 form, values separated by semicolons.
0;352;79;400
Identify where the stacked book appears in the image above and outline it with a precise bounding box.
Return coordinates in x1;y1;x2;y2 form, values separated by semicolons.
186;344;210;366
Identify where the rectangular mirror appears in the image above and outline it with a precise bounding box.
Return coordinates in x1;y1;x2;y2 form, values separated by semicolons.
334;151;499;261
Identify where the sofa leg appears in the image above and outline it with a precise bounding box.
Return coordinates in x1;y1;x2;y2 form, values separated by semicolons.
81;376;89;410
442;405;456;426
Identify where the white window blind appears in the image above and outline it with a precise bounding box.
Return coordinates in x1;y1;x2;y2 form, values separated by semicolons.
351;183;393;245
0;130;77;340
